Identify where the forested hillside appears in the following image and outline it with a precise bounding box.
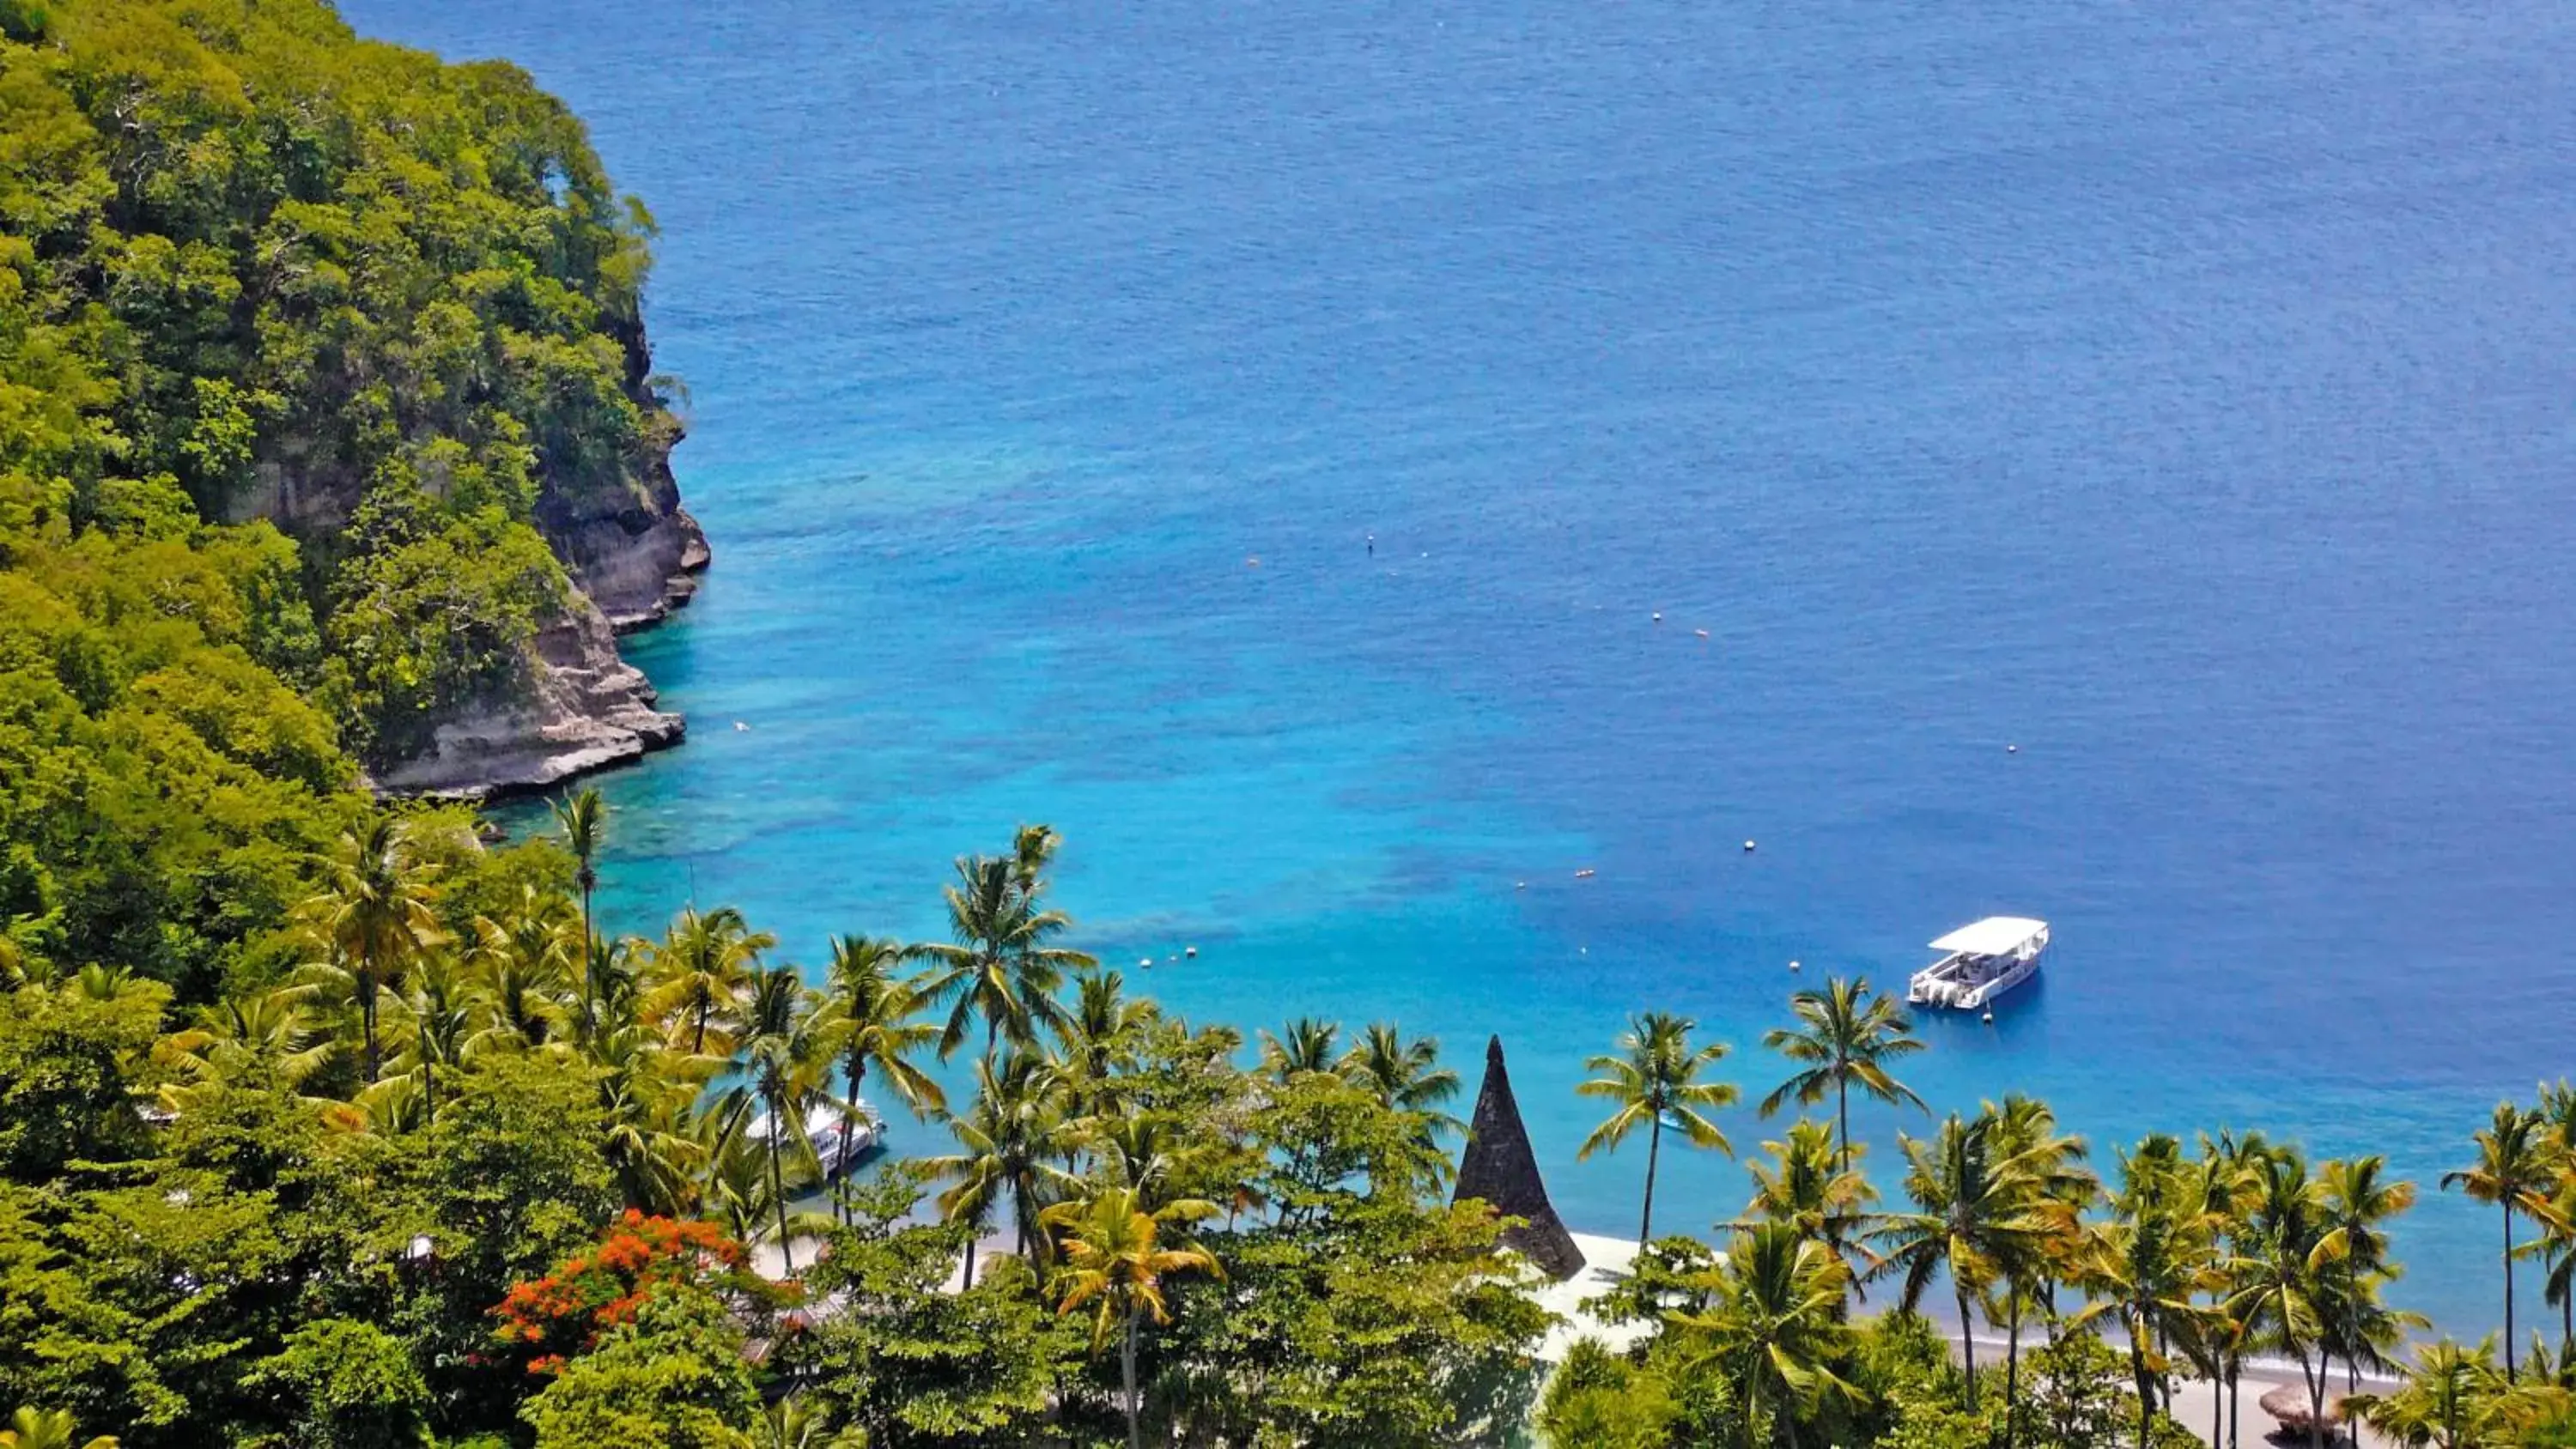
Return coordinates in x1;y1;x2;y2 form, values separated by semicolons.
0;0;697;990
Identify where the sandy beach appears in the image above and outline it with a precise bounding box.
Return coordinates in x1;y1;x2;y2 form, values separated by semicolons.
1537;1234;2397;1447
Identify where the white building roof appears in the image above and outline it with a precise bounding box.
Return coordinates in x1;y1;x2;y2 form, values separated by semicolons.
1927;916;2047;956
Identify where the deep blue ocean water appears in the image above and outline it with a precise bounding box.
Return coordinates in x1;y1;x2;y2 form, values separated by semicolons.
346;0;2576;1333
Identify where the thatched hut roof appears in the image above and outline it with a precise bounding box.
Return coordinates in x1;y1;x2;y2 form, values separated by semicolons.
1453;1036;1586;1282
2258;1382;2348;1432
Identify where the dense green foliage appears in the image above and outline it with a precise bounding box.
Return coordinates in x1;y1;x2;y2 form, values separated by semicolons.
8;6;2576;1449
0;0;686;1000
0;814;1564;1447
11;792;2576;1448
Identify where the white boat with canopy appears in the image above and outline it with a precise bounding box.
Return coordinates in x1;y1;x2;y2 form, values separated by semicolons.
748;1098;884;1175
1906;916;2049;1010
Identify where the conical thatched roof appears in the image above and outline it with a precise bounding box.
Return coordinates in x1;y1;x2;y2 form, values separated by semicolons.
2259;1382;2348;1430
1453;1035;1586;1281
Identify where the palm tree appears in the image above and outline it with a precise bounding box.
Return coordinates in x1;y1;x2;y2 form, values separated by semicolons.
1670;1222;1859;1449
917;847;1092;1057
298;816;445;1083
1041;1185;1222;1449
2530;1185;2576;1365
2351;1337;2505;1449
725;964;833;1274
591;1022;713;1215
757;1395;863;1449
576;933;646;1050
2230;1148;2342;1449
552;786;608;1037
1053;967;1160;1113
1011;822;1066;885
1733;1119;1880;1282
642;906;774;1057
2443;1101;2561;1380
1870;1112;2044;1410
2537;1083;2576;1355
367;955;473;1130
155;985;337;1101
1084;1112;1224;1221
1575;1012;1739;1245
2069;1143;2225;1449
1340;1022;1463;1140
815;935;942;1201
461;890;578;1059
1760;977;1925;1173
0;1405;117;1449
924;1051;1082;1287
2187;1133;2271;1449
1983;1096;2095;1448
1258;1017;1343;1082
2313;1155;2420;1395
701;1117;832;1265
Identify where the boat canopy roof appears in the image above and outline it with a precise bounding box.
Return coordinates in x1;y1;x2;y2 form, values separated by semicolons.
1928;916;2047;956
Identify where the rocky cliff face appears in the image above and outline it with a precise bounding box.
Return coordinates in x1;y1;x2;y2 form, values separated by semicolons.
371;588;689;799
385;318;712;799
536;315;714;633
246;310;714;800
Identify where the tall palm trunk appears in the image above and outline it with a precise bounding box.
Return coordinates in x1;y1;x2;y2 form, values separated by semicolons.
2293;1342;2327;1449
2227;1366;2240;1449
2133;1352;2153;1449
2505;1203;2520;1381
1639;1112;1663;1244
835;1056;868;1222
1958;1287;1979;1410
961;1235;977;1289
767;1105;796;1276
1836;1077;1851;1173
578;879;595;1038
2126;1323;2153;1449
1121;1309;1143;1449
359;962;381;1083
2004;1290;2022;1449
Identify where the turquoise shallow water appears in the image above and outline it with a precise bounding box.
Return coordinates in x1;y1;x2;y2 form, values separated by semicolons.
349;0;2576;1332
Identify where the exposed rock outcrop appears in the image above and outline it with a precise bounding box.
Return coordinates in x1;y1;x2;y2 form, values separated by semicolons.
1454;1035;1587;1282
544;482;710;631
372;588;685;800
342;312;709;797
536;328;713;631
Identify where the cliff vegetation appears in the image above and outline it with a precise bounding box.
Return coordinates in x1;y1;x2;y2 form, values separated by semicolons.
1;0;698;763
0;0;702;985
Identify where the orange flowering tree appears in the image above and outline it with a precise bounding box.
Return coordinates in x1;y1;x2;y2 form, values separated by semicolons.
493;1210;793;1373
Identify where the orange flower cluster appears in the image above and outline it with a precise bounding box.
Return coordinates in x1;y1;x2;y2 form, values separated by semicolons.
492;1210;751;1373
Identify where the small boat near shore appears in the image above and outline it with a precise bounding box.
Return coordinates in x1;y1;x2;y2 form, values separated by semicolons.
749;1099;886;1176
1907;916;2049;1010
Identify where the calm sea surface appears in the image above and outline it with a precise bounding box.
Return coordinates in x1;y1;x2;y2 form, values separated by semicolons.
347;0;2576;1332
